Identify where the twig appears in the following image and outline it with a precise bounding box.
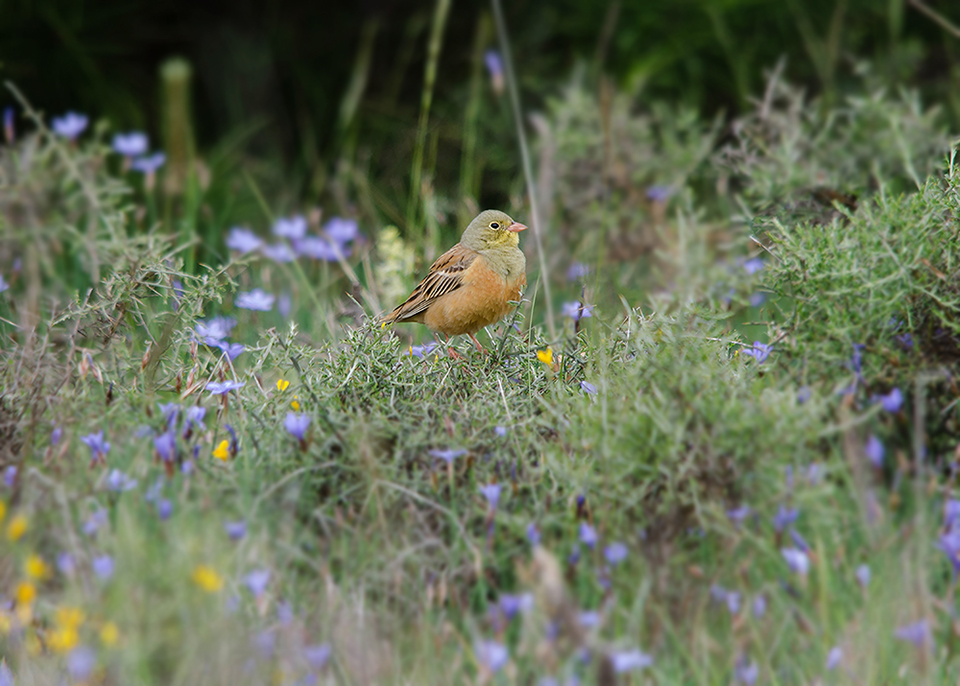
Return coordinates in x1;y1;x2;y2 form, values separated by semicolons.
908;0;960;38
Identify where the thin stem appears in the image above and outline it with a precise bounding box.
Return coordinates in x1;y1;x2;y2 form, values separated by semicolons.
491;0;556;338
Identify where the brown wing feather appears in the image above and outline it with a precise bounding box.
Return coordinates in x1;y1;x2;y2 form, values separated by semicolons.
384;243;478;323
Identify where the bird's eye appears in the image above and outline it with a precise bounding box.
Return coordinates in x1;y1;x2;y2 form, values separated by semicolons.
490;222;500;229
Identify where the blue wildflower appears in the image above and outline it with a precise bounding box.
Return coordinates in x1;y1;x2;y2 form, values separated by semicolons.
273;215;308;240
236;288;275;311
112;132;148;157
131;152;166;173
51;112;88;140
225;227;263;254
284;413;311;441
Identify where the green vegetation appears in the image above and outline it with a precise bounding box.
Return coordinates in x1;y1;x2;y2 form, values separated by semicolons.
3;3;960;683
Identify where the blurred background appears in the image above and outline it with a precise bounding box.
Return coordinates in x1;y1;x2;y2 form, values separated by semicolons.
1;0;959;324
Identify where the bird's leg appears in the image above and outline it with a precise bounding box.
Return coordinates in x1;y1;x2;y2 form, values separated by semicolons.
436;333;463;361
468;332;485;355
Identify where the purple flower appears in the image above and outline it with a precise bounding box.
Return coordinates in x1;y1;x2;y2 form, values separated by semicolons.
80;431;111;463
112;132;148;157
646;185;673;202
3;465;16;488
896;333;914;350
561;301;594;322
610;649;653;672
494;425;508;437
284;413;311;441
51;424;63;445
106;469;138;492
225;423;238;454
0;275;8;294
725;591;741;615
742;341;772;363
752;595;766;618
131;152;166;173
278;292;292;318
66;646;97;680
407;341;439;359
826;646;842;670
277;600;294;625
710;584;728;602
499;593;532;619
526;523;540;546
83;508;108;536
323;217;359;245
217;341;245;361
158;499;173;520
877;387;904;413
749;292;766;307
262;242;296;263
579;522;598;548
154;431;176;462
158;402;180;426
429;448;466;464
850;343;865;375
479;483;502;509
773;505;799;532
807;462;824;485
3;107;14;144
567;262;590;281
727;505;751;526
789;528;810;552
185;406;207;432
304;644;331;670
743;257;764;275
797;386;812;404
236;288;275;311
206;380;245;395
58;552;76;575
92;555;115;580
578;610;599;627
244;569;271;597
781;547;810;575
295;236;341;261
865;435;884;468
484;50;504;79
855;563;871;588
224;520;247;541
476;639;509;673
895;619;930;647
581;381;598;394
939;526;960;573
734;656;758;685
604;542;628;566
225;227;264;254
273;215;308;240
51;112;88;140
196;317;236;343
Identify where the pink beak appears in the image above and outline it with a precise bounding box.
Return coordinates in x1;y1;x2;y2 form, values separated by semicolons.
507;221;528;233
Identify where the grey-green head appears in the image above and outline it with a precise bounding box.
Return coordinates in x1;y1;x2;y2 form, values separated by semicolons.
459;209;528;252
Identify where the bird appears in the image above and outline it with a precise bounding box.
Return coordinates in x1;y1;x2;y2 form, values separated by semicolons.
382;209;527;354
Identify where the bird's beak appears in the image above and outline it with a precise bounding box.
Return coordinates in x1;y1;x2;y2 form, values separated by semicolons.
507;221;528;233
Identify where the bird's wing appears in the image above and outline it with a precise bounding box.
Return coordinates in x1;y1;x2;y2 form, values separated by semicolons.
384;243;478;322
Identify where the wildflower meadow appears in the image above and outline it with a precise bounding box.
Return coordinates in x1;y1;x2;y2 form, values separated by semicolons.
4;2;960;684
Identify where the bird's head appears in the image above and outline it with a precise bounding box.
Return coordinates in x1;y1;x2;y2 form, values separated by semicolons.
460;209;527;251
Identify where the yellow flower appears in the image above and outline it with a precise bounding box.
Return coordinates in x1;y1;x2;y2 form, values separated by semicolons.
537;347;554;366
47;626;79;653
55;606;85;629
25;554;50;580
277;378;290;392
192;565;223;593
291;396;300;411
0;610;10;634
7;513;27;541
15;581;36;606
212;440;230;461
0;500;6;524
100;621;119;647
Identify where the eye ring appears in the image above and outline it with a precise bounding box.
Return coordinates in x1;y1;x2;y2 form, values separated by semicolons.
490;222;500;229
